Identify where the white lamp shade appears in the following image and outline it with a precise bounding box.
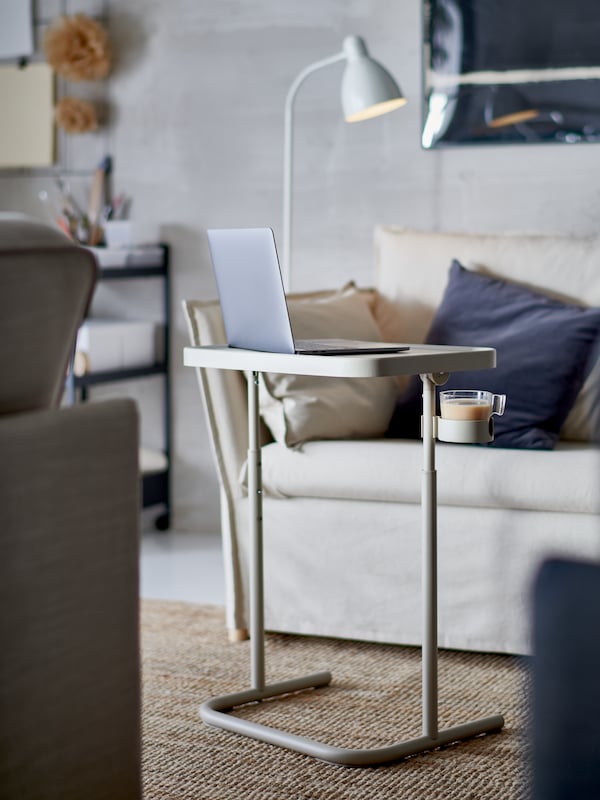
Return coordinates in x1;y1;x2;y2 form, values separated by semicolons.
341;37;407;122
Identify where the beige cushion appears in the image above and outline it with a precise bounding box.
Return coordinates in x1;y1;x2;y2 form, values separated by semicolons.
257;284;398;447
561;349;600;442
374;226;600;335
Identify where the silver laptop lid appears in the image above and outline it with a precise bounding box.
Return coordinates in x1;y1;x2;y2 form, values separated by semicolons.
207;227;295;354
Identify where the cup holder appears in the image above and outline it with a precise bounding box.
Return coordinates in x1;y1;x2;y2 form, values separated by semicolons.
436;416;494;444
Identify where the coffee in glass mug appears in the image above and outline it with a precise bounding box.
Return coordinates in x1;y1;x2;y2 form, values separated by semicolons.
439;390;506;421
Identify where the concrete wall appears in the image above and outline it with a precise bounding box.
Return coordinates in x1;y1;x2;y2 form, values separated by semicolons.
2;0;599;532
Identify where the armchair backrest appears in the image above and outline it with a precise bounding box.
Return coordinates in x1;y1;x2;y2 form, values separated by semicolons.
0;214;97;415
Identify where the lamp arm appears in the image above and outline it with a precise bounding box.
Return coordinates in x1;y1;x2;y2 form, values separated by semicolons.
282;50;346;292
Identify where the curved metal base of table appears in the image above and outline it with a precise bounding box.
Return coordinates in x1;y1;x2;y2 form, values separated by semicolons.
200;672;504;766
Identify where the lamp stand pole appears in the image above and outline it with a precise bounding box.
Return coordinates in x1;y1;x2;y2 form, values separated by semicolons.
282;50;345;293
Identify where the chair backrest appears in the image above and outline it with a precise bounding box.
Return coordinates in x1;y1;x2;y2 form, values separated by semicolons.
0;214;97;415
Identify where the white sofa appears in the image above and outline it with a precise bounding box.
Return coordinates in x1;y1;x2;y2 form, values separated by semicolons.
184;227;600;655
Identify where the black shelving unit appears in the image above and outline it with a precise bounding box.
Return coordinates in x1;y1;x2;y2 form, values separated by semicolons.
69;245;171;530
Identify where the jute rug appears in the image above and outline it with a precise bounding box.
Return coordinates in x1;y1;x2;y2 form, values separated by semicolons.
141;600;532;799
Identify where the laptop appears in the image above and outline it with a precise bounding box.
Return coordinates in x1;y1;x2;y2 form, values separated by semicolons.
206;227;409;356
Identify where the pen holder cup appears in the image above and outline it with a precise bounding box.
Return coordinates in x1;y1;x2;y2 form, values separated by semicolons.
103;220;133;249
436;416;494;444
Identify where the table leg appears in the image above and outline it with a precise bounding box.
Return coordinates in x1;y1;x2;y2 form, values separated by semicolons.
421;372;438;740
248;369;265;691
200;370;504;766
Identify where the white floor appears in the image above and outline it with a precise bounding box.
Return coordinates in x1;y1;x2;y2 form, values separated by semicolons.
140;528;225;607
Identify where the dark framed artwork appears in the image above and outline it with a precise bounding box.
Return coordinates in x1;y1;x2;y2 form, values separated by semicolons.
422;0;600;148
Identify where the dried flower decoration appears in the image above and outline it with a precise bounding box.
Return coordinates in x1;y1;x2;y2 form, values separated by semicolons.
44;14;111;82
55;97;99;134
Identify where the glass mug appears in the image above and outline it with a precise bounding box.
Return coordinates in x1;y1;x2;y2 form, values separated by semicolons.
439;390;506;421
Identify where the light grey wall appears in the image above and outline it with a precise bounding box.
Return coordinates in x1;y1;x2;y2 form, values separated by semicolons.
2;0;599;532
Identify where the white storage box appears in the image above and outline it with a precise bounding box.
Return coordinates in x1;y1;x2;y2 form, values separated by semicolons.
85;245;164;269
75;319;156;374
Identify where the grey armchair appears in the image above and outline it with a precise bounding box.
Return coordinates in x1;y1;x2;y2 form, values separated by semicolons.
0;216;142;799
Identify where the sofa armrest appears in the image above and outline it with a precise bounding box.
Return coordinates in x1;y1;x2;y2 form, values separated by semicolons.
0;398;141;798
182;299;258;500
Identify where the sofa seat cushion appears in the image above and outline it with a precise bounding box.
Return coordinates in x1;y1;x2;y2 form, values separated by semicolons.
253;439;600;515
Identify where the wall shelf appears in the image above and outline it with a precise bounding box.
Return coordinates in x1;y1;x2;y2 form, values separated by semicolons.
74;362;167;387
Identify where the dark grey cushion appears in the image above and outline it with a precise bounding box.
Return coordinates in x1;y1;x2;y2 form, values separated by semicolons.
387;261;600;449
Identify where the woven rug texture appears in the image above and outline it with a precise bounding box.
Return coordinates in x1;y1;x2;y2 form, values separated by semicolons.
141;600;532;800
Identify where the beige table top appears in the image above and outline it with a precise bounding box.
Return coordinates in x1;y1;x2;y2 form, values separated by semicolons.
183;343;496;378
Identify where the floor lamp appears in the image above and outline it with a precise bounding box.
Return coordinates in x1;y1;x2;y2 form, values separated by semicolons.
282;35;407;291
